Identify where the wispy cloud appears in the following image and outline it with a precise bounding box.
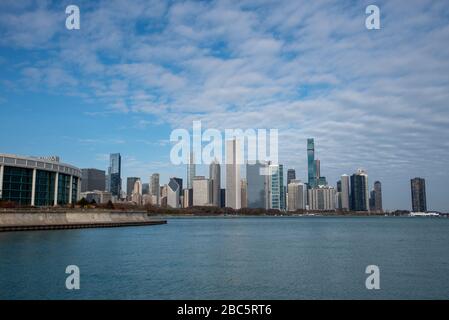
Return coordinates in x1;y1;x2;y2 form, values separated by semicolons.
1;0;449;210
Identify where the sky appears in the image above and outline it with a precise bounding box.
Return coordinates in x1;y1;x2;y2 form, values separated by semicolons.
0;0;448;211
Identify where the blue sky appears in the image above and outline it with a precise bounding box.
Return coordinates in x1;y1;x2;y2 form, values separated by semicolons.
1;0;449;211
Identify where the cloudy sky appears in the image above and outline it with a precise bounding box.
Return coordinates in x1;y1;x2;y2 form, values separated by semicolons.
0;0;448;211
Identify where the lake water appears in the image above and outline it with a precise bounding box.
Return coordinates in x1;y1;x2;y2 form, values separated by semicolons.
1;216;448;300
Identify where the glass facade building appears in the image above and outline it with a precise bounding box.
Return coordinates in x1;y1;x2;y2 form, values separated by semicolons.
307;139;316;188
269;164;285;210
1;166;33;205
350;169;369;211
108;153;121;197
411;177;427;212
0;154;81;206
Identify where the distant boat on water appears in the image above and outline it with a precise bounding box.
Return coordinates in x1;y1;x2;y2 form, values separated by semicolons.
409;212;440;217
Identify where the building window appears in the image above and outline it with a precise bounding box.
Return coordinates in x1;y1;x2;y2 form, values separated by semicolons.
35;170;55;206
1;166;33;205
71;176;78;204
57;173;71;205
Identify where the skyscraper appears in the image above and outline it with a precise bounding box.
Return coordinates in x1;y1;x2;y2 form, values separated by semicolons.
81;168;106;192
314;159;320;180
307;139;316;188
192;176;211;206
108;153;121;197
246;161;269;209
173;177;183;193
411;177;427;212
150;173;160;206
373;181;383;212
350;169;369;211
287;180;306;211
308;185;336;211
340;174;350;211
167;178;180;208
269;164;285;210
209;159;221;207
187;151;196;189
131;179;142;205
142;183;150;195
126;177;140;197
241;179;247;208
287;169;296;185
225;139;241;209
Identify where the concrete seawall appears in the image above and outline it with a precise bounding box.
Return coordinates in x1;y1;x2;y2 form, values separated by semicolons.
0;211;167;232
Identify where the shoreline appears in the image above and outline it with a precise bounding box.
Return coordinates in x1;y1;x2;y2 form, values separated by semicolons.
0;211;167;232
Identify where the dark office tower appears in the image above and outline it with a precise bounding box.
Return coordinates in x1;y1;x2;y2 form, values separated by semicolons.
127;177;140;197
220;189;226;208
411;177;427;212
142;183;150;195
287;169;296;185
350;169;369;211
173;178;183;193
108;153;121;197
307;139;316;188
373;181;383;212
247;161;268;209
369;189;376;211
172;177;183;207
81;168;106;192
209;160;221;207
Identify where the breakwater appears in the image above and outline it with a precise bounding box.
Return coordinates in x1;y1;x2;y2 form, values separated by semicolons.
0;211;166;232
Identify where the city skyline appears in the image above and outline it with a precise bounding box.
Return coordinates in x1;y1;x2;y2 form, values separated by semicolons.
1;1;448;211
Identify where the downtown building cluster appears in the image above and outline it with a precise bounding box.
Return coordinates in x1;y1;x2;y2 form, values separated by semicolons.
77;139;387;212
0;139;428;212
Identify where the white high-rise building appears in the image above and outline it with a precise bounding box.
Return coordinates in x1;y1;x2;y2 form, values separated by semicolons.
340;174;350;211
308;185;336;211
287;180;306;211
193;176;211;206
187;151;196;189
225;139;241;209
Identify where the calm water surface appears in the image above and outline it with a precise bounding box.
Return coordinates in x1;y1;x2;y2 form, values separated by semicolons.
0;216;448;299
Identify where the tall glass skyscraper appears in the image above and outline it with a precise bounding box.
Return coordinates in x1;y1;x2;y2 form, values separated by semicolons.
269;164;285;210
350;169;369;211
307;139;316;188
109;153;121;197
411;177;427;212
